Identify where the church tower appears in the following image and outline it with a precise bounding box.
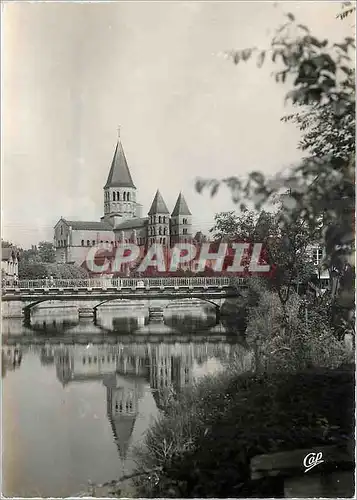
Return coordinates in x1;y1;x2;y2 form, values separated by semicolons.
103;373;143;464
170;192;192;244
103;130;137;225
148;190;170;246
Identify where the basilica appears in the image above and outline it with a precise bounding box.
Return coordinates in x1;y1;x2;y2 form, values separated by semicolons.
54;132;194;266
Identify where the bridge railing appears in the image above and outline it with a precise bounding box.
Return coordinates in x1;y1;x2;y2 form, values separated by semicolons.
2;276;246;290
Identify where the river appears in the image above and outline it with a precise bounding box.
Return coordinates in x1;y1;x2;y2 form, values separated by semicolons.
2;305;249;497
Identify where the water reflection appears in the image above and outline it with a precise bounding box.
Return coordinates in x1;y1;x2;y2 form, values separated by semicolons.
2;346;23;377
2;311;250;497
16;310;241;337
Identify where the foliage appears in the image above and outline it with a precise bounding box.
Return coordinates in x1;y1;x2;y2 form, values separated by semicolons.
44;263;89;279
38;241;56;263
212;208;316;315
336;1;356;21
18;261;89;279
20;246;41;263
18;261;47;279
195;11;355;319
245;279;353;373
210;210;257;241
134;365;354;498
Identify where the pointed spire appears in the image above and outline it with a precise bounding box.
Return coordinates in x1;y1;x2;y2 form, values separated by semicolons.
104;132;136;189
148;190;170;215
112;415;136;461
171;192;191;216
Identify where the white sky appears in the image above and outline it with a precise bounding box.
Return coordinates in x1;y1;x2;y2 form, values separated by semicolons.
2;1;355;248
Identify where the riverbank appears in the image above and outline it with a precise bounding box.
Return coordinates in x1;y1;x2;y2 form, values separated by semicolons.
132;363;355;498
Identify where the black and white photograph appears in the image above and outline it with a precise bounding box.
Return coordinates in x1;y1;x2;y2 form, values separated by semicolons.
1;1;355;498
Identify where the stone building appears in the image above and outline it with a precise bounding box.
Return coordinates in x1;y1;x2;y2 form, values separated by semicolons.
54;131;193;266
1;246;19;282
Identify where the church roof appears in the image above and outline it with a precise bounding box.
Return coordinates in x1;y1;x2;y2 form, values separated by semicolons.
105;139;136;189
148;190;170;215
114;217;149;231
171;193;191;216
64;220;113;231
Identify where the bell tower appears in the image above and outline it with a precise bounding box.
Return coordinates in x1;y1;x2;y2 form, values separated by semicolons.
147;190;170;247
170;192;192;244
103;128;137;225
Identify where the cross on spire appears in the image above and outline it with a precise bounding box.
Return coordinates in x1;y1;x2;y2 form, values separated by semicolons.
117;125;121;140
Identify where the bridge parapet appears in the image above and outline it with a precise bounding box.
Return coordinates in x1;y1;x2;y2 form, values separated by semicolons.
3;276;246;291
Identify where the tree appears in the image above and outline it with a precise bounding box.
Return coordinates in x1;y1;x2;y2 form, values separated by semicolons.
20;246;40;263
18;262;89;279
195;8;355;335
210;210;258;241
214;207;316;321
38;241;56;263
18;261;47;279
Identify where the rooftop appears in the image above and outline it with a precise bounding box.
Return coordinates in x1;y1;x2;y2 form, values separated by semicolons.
105;138;136;189
63;220;113;231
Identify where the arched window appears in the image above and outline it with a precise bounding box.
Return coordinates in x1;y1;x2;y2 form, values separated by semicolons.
113;191;116;201
163;227;166;235
117;191;120;200
159;216;161;223
127;192;130;201
81;240;84;246
159;226;162;235
92;240;95;246
87;240;90;246
123;192;126;201
163;217;165;224
163;237;166;245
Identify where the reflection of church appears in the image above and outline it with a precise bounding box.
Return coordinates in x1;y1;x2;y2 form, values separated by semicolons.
103;373;144;461
51;341;232;461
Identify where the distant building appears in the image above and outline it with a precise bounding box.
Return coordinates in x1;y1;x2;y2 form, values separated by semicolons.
1;246;19;282
54;131;193;266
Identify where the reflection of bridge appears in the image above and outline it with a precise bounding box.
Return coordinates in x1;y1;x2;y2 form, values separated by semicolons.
2;277;245;322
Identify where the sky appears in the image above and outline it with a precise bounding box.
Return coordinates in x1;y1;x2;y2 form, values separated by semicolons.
2;1;354;248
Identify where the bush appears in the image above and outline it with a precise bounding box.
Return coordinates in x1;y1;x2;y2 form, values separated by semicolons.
45;263;89;279
134;366;355;498
18;261;47;279
18;262;89;279
245;282;353;373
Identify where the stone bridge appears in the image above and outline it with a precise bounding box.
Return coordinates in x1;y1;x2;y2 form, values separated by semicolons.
2;277;245;322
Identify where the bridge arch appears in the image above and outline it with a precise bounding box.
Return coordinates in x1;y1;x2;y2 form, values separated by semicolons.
163;297;221;310
23;299;52;313
92;296;222;312
93;298;135;311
